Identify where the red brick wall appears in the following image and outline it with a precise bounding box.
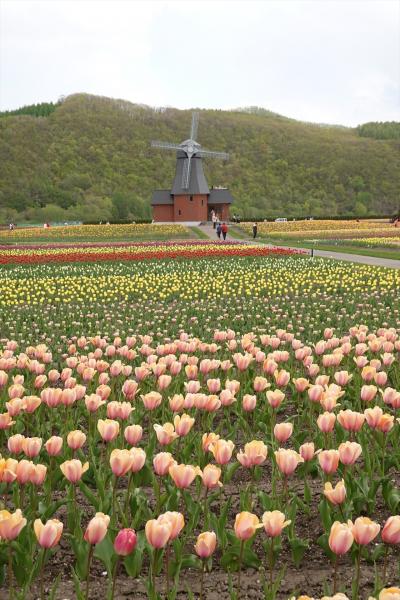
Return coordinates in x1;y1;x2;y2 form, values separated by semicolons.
153;205;174;222
173;195;208;221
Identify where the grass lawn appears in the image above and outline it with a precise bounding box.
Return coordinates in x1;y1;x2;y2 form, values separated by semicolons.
261;237;400;260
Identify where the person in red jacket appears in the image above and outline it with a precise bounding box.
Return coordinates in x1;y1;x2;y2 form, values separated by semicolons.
221;222;228;240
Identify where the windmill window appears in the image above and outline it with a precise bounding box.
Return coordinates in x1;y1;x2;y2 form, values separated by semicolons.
190;195;193;201
178;210;181;215
201;199;204;205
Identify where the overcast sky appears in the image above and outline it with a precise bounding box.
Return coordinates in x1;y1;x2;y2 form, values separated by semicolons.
1;0;399;126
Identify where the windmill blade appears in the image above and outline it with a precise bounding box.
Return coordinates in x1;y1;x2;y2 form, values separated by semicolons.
181;157;192;189
151;141;182;151
198;149;229;160
190;112;199;140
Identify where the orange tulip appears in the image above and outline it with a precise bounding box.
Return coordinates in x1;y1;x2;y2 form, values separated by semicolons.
324;480;346;505
351;517;380;545
157;512;184;540
145;518;172;548
67;430;86;451
195;531;217;558
318;450;340;475
154;423;177;446
153;452;176;476
169;463;201;489
110;449;134;477
237;440;268;468
274;449;304;476
209;439;234;465
97;419;120;442
328;521;353;555
201;464;223;489
234;511;262;540
262;511;291;537
0;509;27;540
60;459;89;483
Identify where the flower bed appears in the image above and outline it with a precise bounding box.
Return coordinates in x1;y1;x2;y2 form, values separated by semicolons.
0;242;305;265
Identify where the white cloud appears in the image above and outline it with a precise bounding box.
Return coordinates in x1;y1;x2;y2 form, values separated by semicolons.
0;0;399;125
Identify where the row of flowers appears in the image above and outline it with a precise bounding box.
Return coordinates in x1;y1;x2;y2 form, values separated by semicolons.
0;242;304;265
1;256;399;307
0;223;189;241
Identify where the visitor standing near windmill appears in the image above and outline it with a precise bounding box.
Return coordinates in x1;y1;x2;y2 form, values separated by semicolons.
252;222;258;239
221;222;228;240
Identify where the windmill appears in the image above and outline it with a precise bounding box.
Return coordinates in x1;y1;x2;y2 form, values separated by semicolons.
151;112;229;193
150;112;234;222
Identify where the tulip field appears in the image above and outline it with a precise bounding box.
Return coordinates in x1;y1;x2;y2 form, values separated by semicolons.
0;241;399;600
238;220;400;259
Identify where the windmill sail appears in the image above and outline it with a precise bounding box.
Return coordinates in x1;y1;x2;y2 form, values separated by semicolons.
181;157;191;189
190;112;199;140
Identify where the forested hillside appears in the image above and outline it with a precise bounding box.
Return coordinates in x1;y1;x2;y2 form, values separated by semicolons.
0;93;399;222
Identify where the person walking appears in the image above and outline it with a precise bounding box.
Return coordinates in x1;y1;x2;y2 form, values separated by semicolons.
252;222;258;239
221;222;228;241
216;222;222;239
212;212;217;229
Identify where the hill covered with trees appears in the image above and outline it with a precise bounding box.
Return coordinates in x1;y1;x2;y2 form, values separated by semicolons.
0;93;399;222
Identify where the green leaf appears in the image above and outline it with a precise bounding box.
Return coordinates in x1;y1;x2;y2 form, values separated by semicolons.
319;498;332;531
224;462;240;483
94;533;115;575
289;537;309;567
123;531;146;578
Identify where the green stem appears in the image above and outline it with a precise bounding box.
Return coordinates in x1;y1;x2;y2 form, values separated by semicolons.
269;537;275;588
124;471;133;514
151;548;158;598
165;543;170;596
237;540;244;598
85;545;94;600
354;545;362;599
333;554;338;594
8;545;13;600
203;488;209;529
382;544;389;584
40;548;47;600
110;556;120;600
200;559;205;600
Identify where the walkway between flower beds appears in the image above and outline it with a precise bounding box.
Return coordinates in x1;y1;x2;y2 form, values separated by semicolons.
199;224;400;269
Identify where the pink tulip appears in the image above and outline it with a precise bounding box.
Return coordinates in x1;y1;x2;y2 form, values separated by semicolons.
274;422;293;443
145;518;172;548
129;447;147;472
299;442;315;462
351;517;380;545
274;449;304;476
114;528;137;555
153;452;176;476
34;518;63;548
195;531;217;558
97;419;120;442
45;436;63;456
382;516;400;545
318;450;340;475
338;442;362;466
329;521;353;555
262;511;291;537
124;424;143;446
234;511;262;540
169;463;201;488
84;513;110;544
